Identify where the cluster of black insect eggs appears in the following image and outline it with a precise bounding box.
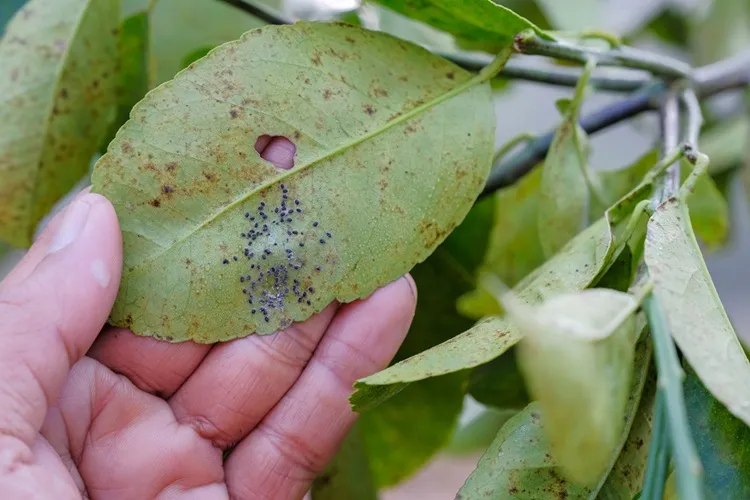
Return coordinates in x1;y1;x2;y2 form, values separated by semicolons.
222;183;333;324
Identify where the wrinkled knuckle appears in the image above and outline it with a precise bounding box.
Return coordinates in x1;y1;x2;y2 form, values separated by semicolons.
260;424;324;479
250;330;313;370
185;414;237;450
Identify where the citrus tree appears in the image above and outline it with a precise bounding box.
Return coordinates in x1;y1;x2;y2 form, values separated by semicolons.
2;0;750;498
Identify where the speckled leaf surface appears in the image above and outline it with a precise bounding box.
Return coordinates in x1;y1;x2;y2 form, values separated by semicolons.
374;0;551;52
351;216;614;410
457;334;651;499
645;197;750;427
92;23;495;342
0;0;118;247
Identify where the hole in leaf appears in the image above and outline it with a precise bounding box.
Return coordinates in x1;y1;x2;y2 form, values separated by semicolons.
255;135;296;170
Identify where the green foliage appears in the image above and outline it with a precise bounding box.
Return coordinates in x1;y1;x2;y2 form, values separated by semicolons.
0;0;118;247
92;23;496;342
4;0;750;497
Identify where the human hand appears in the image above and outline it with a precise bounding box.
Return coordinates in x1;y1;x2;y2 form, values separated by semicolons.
0;189;416;499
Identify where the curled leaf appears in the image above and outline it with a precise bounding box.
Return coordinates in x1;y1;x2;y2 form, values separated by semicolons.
493;285;641;485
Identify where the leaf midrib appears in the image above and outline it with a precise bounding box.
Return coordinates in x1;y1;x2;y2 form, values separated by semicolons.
120;46;507;278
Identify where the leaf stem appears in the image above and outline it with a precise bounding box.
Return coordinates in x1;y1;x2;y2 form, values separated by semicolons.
679;150;710;199
493;133;535;164
680;88;703;147
643;294;704;500
641;391;670;500
443;52;648;91
513;30;692;80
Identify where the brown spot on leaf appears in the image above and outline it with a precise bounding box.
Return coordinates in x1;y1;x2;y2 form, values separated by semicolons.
185;258;192;266
203;171;216;181
372;87;388;98
149;199;161;208
124;314;133;327
311;53;322;66
323;89;333;100
446;71;455;80
162;185;174;194
229;109;238;119
165;161;178;172
363;104;375;116
121;141;133;154
293;131;301;140
60;88;69;99
345;36;356;44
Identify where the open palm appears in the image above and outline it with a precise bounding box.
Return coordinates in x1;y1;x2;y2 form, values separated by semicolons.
0;191;416;499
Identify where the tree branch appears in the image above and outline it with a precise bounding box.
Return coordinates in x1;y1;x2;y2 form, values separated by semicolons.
514;30;692;80
218;0;286;25
658;90;681;199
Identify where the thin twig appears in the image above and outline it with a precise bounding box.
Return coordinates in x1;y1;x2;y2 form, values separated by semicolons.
658;90;680;199
514;30;692;80
219;0;287;25
681;89;704;147
643;295;704;500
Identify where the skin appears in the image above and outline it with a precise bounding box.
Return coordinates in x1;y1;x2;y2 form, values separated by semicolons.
0;140;417;499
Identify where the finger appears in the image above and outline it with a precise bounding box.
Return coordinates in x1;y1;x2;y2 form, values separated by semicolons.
256;135;296;170
42;358;227;500
0;193;122;447
225;275;416;499
88;327;210;398
0;186;91;290
168;302;339;449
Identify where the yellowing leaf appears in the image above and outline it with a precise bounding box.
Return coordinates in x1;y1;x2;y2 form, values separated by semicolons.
497;287;641;485
0;0;118;247
93;23;499;342
645;197;750;427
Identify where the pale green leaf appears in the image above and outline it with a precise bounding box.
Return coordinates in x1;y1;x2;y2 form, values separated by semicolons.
535;0;602;31
149;0;262;86
358;200;492;487
645;197;750;427
684;368;750;498
538;63;593;258
0;0;119;247
457;333;652;499
93;23;496;343
504;288;640;485
373;0;551;53
351;216;615;410
311;423;377;500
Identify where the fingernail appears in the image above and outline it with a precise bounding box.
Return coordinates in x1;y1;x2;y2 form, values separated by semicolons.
48;198;91;253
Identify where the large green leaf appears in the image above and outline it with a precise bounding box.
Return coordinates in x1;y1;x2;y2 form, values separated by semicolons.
645;197;750;427
311;423;377;500
538;64;594;258
149;0;262;86
351;216;615;410
457;333;652;499
373;0;550;53
504;288;641;485
684;369;750;498
101;9;150;152
0;0;118;247
358;199;493;487
93;23;497;342
457;167;545;320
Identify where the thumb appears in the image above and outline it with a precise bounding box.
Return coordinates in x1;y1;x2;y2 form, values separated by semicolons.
0;193;122;448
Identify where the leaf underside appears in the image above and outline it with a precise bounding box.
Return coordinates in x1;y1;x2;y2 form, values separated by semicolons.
92;22;495;342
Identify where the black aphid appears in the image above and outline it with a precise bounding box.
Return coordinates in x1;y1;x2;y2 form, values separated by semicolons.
320;239;326;244
240;277;245;282
306;300;311;305
299;242;304;247
223;259;229;264
251;309;256;314
326;232;332;238
233;256;238;261
245;212;250;218
316;266;322;271
308;287;314;293
313;221;319;227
